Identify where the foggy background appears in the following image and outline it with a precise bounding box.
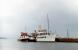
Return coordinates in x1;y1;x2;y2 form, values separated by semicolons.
0;0;78;38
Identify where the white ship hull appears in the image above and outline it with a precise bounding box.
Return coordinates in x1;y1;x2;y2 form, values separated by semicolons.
34;25;56;42
36;34;56;42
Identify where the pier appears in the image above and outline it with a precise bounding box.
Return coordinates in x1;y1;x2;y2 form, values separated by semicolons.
55;38;78;42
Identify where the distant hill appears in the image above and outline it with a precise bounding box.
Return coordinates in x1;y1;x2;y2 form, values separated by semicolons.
0;37;7;39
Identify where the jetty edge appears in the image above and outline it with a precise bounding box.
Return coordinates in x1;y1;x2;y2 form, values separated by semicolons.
55;38;78;42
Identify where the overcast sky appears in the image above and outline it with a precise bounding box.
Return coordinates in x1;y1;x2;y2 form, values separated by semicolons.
0;0;78;38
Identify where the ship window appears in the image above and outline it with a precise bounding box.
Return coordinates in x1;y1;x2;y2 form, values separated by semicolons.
37;36;46;38
38;30;47;32
39;33;47;35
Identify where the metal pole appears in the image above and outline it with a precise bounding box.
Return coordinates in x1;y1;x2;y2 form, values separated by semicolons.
67;28;69;38
67;24;69;38
47;14;50;35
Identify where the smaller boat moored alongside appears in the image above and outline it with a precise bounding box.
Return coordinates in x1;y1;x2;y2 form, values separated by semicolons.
18;32;36;42
18;32;29;41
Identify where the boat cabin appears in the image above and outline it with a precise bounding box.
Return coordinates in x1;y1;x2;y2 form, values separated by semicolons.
20;32;28;39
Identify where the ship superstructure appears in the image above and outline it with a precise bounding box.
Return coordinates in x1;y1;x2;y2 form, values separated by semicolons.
34;25;56;42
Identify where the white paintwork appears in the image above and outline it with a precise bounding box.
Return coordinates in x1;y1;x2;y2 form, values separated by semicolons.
36;34;56;41
35;26;56;42
20;36;29;39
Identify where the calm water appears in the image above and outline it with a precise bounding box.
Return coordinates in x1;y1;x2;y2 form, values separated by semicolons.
0;39;78;50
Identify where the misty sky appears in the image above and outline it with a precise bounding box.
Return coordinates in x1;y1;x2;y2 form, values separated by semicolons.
0;0;78;38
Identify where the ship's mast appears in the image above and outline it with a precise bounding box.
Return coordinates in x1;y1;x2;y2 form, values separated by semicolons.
47;14;50;35
66;24;69;38
67;29;69;38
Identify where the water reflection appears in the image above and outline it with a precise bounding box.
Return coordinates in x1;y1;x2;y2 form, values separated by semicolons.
0;39;78;50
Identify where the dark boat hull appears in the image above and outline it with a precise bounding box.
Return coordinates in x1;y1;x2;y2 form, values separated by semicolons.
18;38;36;42
18;38;29;42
